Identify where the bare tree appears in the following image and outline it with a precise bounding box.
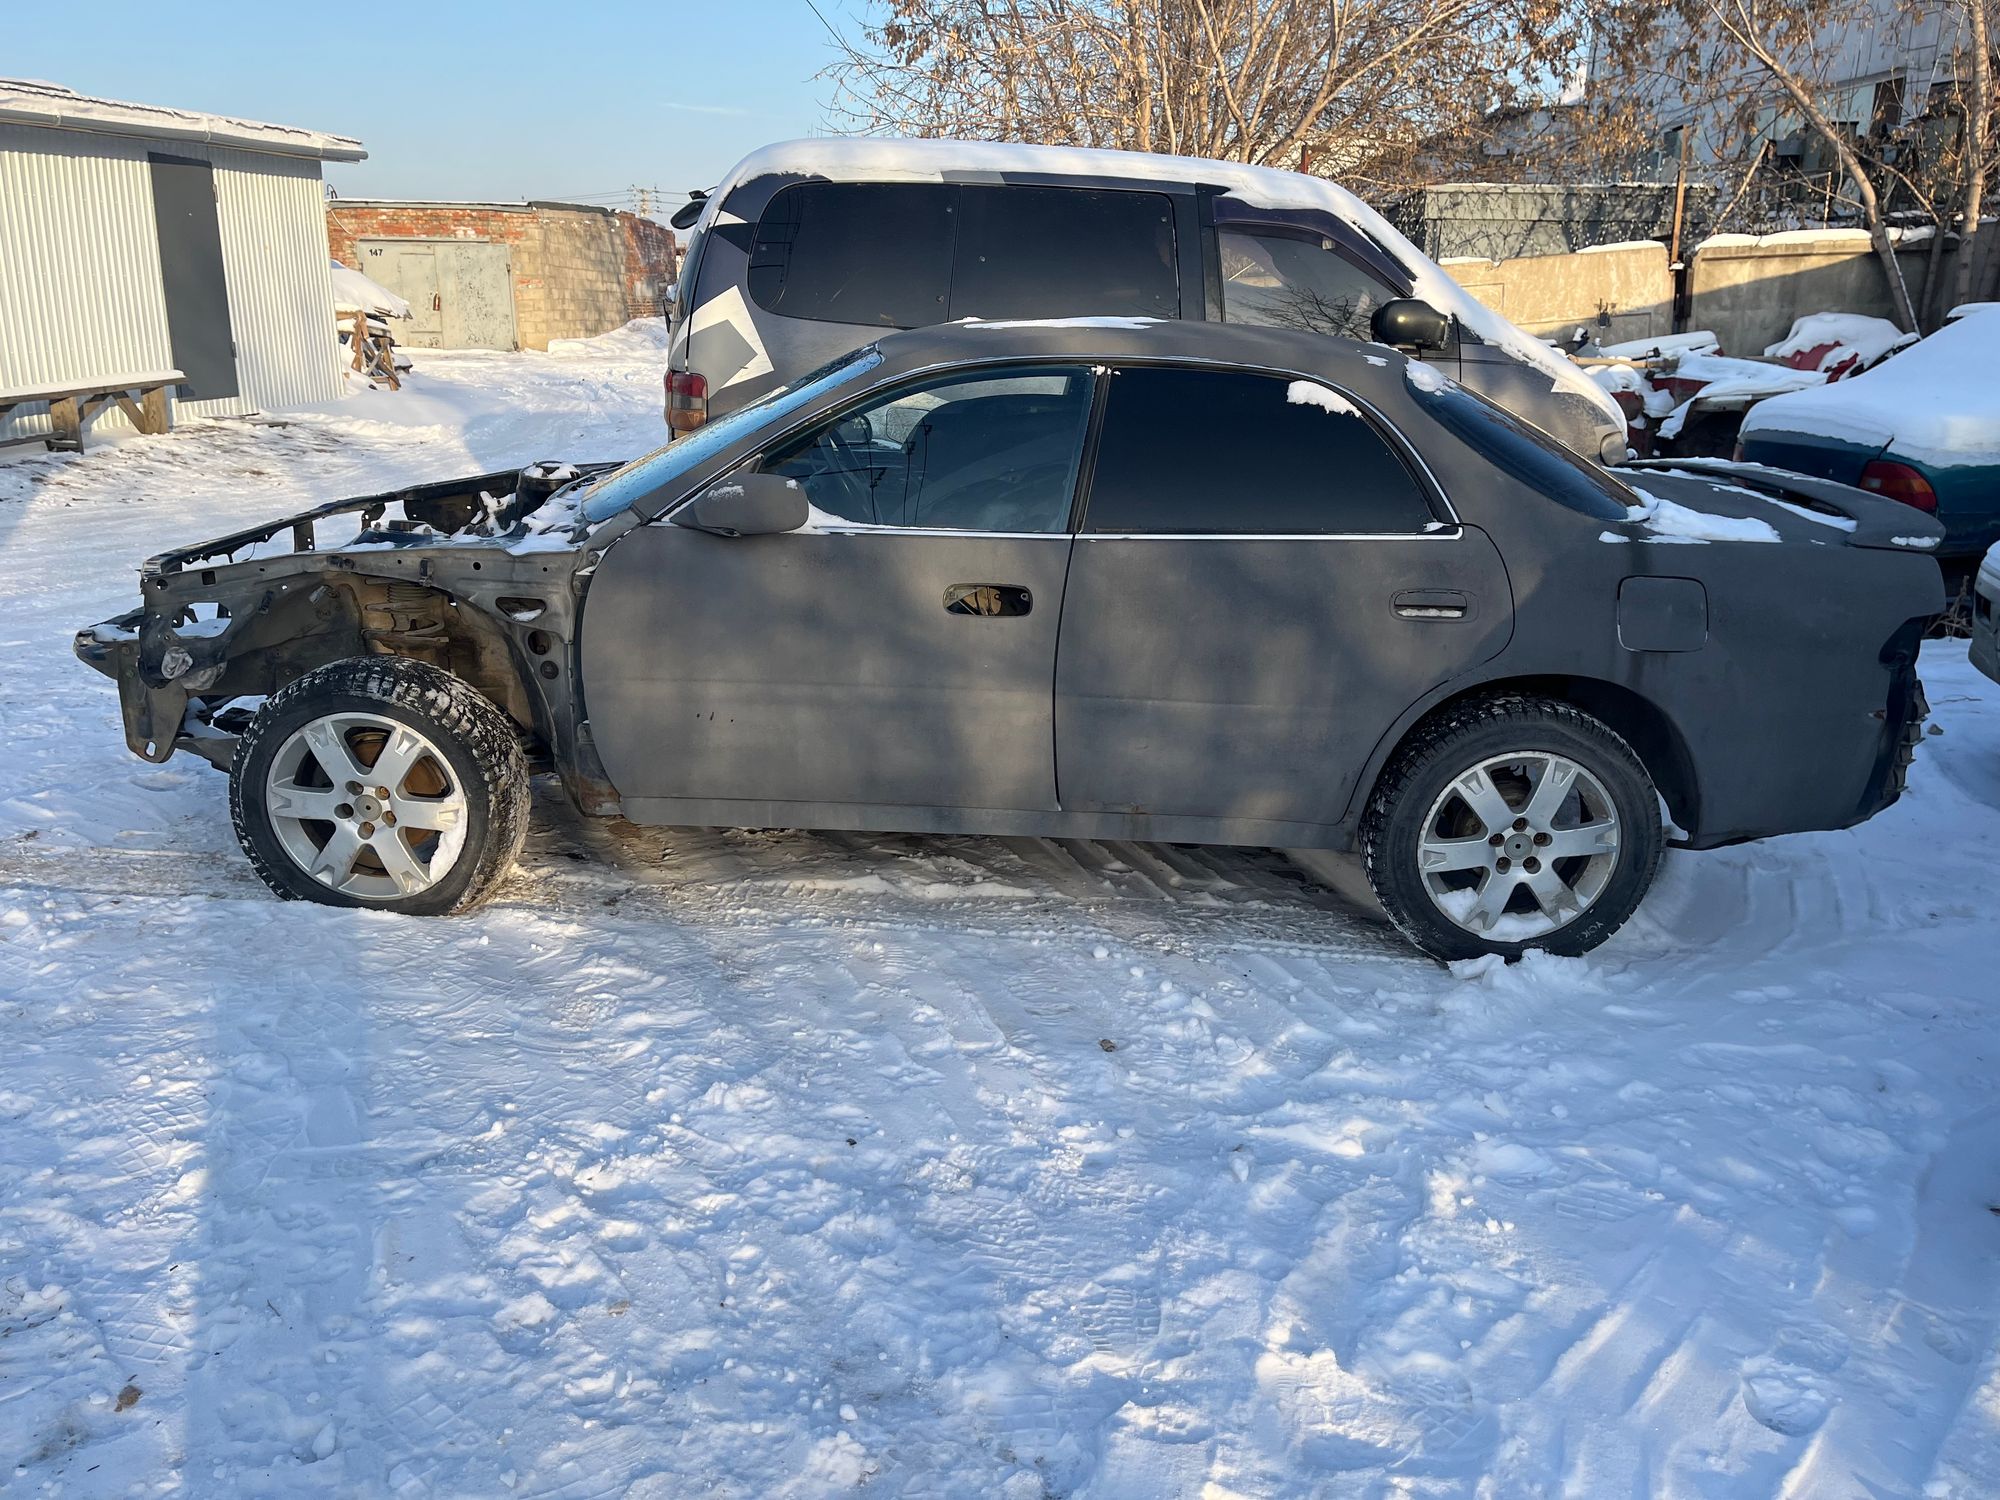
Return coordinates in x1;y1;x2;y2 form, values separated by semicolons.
1600;0;1923;327
1949;0;1995;311
828;0;1598;184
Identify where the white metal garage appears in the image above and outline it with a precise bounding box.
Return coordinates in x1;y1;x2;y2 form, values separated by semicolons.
0;79;365;446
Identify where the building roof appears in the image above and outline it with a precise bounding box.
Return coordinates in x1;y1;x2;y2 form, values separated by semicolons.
0;78;365;163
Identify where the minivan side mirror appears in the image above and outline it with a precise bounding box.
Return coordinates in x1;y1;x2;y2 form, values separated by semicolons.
1372;298;1452;352
672;473;808;537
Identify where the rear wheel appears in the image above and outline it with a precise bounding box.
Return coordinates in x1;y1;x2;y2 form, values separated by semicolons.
1361;696;1663;961
230;657;529;914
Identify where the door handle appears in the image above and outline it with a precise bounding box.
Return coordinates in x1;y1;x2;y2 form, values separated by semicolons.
1393;589;1472;620
432;293;442;312
945;583;1032;617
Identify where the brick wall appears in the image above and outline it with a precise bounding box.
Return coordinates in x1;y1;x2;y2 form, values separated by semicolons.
617;213;679;319
325;201;664;351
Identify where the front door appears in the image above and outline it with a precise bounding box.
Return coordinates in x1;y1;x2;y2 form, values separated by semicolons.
147;154;238;400
1054;364;1513;835
359;240;517;350
582;364;1097;822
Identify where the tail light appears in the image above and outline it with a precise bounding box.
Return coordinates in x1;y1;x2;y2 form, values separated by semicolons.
666;370;708;433
1857;459;1937;513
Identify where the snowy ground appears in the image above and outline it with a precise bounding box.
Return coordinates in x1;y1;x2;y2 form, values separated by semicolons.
3;326;1998;1499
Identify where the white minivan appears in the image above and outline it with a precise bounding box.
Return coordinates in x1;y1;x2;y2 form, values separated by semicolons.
665;138;1627;461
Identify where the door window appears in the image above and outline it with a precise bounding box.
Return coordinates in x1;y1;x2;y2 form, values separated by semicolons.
748;182;954;328
1218;228;1395;342
952;186;1178;321
1082;366;1438;535
761;366;1095;533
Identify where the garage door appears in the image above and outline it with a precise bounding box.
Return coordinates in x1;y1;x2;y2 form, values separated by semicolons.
357;240;518;351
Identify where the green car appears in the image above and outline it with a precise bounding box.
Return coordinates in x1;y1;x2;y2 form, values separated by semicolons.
1739;309;2000;564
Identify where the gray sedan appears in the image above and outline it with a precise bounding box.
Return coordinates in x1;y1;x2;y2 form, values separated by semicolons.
77;320;1944;960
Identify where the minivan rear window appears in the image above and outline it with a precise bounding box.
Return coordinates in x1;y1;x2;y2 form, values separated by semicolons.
747;181;1180;329
749;182;952;328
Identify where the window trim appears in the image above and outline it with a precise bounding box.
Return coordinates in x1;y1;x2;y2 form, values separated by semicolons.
1072;358;1458;539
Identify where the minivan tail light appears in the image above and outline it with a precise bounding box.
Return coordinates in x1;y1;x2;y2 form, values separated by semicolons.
1857;459;1937;513
666;370;708;433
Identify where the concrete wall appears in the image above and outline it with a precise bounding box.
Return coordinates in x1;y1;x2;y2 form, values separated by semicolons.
327;201;674;350
1688;230;2000;353
1443;242;1673;346
1439;228;2000;357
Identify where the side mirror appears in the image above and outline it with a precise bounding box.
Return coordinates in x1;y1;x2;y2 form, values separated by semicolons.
672;472;808;537
1372;298;1452;352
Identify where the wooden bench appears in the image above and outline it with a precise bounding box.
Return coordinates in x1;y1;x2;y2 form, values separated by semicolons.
0;370;184;453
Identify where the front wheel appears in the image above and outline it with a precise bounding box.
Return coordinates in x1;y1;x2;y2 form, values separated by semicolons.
229;657;530;914
1361;696;1664;962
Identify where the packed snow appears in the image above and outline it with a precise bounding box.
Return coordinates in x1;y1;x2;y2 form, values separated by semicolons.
1611;486;1784;543
1284;380;1360;416
329;262;411;321
1596;330;1721;360
1764;313;1914;373
3;322;1998;1499
1656;354;1828;440
1741;307;2000;470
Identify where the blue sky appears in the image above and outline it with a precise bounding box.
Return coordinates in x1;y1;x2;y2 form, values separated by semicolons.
6;0;868;216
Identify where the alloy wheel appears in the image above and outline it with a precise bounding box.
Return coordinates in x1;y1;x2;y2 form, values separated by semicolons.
1416;751;1621;940
263;712;469;900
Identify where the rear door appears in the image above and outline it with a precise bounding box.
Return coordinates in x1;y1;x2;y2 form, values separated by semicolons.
1053;364;1513;833
583;365;1096;820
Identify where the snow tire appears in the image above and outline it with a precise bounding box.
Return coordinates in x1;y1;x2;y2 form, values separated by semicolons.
230;656;530;914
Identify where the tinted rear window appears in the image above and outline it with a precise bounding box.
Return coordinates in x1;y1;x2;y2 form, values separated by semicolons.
1416;381;1633;521
953;186;1178;321
1084;367;1438;535
747;182;1179;329
748;182;952;328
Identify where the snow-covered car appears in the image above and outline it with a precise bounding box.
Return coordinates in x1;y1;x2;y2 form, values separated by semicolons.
1972;540;2000;687
1738;307;2000;560
665;138;1629;463
75;320;1945;961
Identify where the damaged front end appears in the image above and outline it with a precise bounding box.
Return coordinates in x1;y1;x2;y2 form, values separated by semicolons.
74;461;625;812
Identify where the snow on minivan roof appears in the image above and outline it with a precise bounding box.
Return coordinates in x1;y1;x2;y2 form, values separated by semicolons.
701;137;1622;431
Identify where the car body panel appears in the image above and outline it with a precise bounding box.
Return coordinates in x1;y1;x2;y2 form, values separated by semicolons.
1052;528;1512;827
1971;541;2000;686
581;526;1073;813
79;321;1941;860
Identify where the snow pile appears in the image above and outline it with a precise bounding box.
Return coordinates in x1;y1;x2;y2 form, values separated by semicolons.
329;261;410;319
1615;485;1783;543
1765;313;1914;374
1740;306;2000;469
1286;379;1360;416
546;317;671;360
1598;330;1720;360
1656;354;1826;439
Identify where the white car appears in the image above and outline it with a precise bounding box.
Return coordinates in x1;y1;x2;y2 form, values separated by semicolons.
1972;540;2000;687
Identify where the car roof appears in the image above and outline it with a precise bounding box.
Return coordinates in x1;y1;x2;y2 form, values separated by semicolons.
865;317;1420;402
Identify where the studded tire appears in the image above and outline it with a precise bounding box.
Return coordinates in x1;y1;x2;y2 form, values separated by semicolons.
1360;695;1664;963
229;656;530;915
